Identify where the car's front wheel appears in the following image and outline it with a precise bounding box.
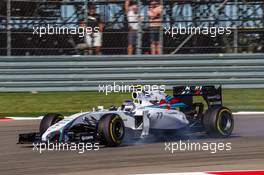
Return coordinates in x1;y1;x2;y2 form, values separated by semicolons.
39;113;64;135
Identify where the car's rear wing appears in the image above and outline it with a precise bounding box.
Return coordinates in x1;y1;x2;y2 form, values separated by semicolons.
173;85;222;108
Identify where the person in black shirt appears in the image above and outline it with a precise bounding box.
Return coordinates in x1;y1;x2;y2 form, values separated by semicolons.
81;5;103;55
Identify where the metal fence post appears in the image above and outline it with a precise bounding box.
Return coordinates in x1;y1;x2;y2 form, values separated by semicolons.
7;0;11;56
159;0;163;54
136;0;142;55
234;0;238;53
84;0;88;26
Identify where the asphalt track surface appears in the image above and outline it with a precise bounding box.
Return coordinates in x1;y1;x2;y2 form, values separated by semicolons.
0;114;263;175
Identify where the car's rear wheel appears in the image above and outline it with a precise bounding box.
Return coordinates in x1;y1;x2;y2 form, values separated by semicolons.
39;113;64;135
203;107;234;137
98;113;125;147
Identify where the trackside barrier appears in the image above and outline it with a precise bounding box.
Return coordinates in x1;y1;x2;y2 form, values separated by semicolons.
0;54;264;92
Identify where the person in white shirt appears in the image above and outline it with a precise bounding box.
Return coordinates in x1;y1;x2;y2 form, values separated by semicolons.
127;2;139;55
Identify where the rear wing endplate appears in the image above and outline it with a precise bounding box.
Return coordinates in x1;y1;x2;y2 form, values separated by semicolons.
173;85;222;108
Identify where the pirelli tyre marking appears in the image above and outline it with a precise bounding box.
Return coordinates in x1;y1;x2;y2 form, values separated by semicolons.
216;108;233;136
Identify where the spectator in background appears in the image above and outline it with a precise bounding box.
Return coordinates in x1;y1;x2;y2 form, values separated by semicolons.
125;0;130;14
127;1;139;55
81;5;103;55
148;0;162;54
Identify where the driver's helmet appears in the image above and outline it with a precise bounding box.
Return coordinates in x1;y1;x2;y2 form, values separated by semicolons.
121;100;135;112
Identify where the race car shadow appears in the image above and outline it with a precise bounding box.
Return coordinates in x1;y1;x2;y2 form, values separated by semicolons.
17;129;240;149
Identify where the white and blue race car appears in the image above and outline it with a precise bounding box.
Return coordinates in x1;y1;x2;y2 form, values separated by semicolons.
18;85;234;147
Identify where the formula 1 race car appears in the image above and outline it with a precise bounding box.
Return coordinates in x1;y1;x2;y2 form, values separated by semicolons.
18;85;234;147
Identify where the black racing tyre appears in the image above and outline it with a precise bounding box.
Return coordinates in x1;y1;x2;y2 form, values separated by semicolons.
98;113;125;147
203;106;234;137
39;113;64;135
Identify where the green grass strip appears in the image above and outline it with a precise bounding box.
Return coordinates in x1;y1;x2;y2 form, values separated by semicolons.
0;89;263;117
